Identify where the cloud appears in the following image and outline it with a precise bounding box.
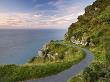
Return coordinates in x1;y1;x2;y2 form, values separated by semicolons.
0;11;83;29
0;0;86;29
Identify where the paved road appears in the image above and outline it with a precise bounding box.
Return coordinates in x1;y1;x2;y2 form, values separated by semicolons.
24;47;93;82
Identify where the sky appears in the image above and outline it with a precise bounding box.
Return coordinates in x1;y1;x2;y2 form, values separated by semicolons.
0;0;96;29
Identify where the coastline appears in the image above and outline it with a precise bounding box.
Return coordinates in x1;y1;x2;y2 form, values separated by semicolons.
0;41;87;82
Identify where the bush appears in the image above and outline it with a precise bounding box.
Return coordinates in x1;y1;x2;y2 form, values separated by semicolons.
0;42;86;82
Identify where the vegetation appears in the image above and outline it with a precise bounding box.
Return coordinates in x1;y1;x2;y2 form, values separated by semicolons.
29;41;85;64
66;0;110;82
0;41;86;82
1;0;110;81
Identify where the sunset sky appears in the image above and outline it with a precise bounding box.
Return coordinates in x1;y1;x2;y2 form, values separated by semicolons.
0;0;95;29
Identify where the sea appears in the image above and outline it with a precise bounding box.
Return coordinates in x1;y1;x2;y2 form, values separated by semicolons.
0;29;67;64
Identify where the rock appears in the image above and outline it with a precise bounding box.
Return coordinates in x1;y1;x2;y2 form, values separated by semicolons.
71;36;87;45
47;54;51;59
38;50;43;57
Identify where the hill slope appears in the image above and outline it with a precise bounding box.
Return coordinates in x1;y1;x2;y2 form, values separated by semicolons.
66;0;110;81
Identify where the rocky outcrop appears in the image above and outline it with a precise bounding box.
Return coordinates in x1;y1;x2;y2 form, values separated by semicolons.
71;36;87;46
71;35;95;47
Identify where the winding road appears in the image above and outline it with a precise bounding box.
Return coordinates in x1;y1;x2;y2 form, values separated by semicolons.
24;45;93;82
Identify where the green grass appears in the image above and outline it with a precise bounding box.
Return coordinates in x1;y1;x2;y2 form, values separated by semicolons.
67;75;85;82
0;41;86;82
66;0;110;81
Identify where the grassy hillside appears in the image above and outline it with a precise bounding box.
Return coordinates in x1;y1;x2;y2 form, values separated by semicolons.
66;0;110;82
0;0;110;82
0;41;85;82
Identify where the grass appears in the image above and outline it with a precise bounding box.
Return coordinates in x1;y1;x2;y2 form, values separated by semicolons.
67;75;85;82
67;42;110;82
0;41;86;82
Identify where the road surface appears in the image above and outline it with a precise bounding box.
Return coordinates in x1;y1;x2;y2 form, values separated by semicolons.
24;47;93;82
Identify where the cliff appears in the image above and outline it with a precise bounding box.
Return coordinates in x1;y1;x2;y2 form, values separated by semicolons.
67;0;110;81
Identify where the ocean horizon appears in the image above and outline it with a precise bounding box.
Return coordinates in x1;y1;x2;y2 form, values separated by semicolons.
0;29;67;64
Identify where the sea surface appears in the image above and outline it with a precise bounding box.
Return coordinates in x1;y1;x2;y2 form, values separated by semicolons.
0;29;67;64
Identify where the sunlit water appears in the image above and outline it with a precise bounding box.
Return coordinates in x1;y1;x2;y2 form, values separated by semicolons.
0;29;67;64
